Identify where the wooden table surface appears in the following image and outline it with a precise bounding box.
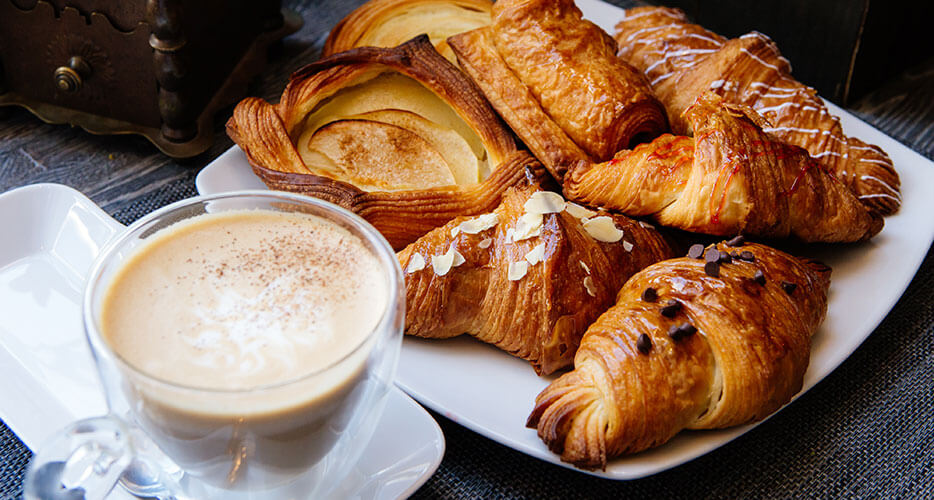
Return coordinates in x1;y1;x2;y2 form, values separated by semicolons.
1;0;933;498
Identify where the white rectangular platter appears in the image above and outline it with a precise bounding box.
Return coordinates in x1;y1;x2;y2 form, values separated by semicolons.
196;0;934;479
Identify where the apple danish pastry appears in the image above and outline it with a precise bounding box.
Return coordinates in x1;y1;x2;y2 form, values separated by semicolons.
398;184;675;375
228;36;540;249
448;0;668;179
528;241;830;468
323;0;492;63
613;6;900;215
564;92;882;243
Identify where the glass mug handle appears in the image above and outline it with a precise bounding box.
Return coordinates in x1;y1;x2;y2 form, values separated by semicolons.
24;415;183;500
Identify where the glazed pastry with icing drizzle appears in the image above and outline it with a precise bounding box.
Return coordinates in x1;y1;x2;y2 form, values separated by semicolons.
564;92;883;243
528;242;830;468
613;6;901;215
448;0;668;179
397;184;674;375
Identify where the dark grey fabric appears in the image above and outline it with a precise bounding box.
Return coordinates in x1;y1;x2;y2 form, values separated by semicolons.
2;0;933;498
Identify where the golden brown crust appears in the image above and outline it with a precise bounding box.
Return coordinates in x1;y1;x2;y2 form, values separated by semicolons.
448;0;667;178
397;185;675;374
323;0;492;62
528;242;830;468
564;92;883;243
227;35;529;249
614;6;900;215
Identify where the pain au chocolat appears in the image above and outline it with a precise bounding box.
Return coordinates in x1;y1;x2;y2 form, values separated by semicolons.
228;35;544;249
564;92;882;243
448;0;668;179
398;184;675;375
614;6;900;215
323;0;492;63
528;242;830;468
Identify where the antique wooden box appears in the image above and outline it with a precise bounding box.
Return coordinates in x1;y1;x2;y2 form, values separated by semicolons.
0;0;299;157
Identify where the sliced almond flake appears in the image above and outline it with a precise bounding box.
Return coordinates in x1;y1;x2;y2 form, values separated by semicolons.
478;237;493;249
565;201;597;220
583;276;596;297
525;243;546;265
508;261;529;281
432;251;454;276
451;249;466;267
450;226;462;238
458;213;499;234
583;216;625;243
579;260;591;274
406;254;426;273
623;240;634;252
505;227;515;241
524;191;566;215
513;212;543;241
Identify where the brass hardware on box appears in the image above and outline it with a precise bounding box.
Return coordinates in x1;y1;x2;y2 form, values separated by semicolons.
54;56;91;93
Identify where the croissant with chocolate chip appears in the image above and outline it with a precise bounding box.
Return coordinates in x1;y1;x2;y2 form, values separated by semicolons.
397;184;674;375
447;0;668;179
528;242;830;468
564;92;882;243
614;6;900;215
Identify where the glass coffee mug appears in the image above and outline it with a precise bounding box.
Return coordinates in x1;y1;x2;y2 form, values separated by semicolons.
24;191;404;499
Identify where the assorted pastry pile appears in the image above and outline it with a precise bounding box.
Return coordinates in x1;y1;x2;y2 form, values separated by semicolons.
227;0;901;469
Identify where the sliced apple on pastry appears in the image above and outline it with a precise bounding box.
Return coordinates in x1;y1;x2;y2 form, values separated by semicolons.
227;36;542;249
303;118;457;191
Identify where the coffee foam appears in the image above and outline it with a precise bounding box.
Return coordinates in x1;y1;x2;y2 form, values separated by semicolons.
101;209;388;392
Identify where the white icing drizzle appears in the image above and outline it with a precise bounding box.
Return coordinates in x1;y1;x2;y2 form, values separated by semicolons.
620;8;685;22
859;157;893;165
644;48;717;74
739;47;784;72
859;193;901;202
860;175;901;197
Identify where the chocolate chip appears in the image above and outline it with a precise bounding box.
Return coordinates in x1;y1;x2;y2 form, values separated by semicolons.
718;250;732;264
739;251;755;262
687;244;705;259
641;287;658;303
679;323;697;337
668;324;683;340
782;281;797;294
704;248;720;263
660;299;682;317
636;333;652;354
668;322;696;342
704;261;720;277
754;269;766;285
726;235;746;247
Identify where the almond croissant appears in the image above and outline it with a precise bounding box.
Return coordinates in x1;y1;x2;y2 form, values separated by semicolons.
397;184;674;375
614;6;900;215
528;241;830;468
564;92;882;243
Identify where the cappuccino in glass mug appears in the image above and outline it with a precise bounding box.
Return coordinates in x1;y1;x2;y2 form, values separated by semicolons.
24;191;407;499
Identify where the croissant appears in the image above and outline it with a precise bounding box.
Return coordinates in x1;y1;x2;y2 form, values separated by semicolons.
564;92;883;243
448;0;668;178
614;6;900;215
227;35;541;249
398;184;675;375
323;0;492;63
528;241;831;468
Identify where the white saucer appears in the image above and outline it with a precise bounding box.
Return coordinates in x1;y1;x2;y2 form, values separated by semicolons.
0;183;444;500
